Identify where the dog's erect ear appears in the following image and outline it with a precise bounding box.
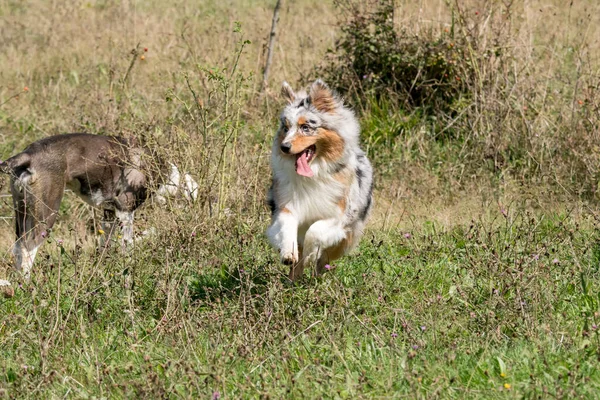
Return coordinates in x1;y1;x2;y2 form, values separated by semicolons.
308;79;336;113
281;81;296;104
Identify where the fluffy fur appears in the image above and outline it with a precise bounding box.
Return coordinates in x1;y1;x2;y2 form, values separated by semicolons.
267;79;374;281
0;133;198;283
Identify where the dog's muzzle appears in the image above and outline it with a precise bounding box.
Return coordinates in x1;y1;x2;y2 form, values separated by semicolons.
280;142;292;154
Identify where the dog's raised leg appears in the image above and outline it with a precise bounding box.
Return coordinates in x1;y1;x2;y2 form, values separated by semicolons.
267;209;299;268
11;170;64;279
295;219;347;281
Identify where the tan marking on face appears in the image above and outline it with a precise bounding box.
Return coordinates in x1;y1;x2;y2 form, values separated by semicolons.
316;128;345;162
297;116;307;126
280;207;292;214
290;135;318;154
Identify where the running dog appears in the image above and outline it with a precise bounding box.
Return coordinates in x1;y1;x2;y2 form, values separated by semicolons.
0;133;198;281
267;79;374;281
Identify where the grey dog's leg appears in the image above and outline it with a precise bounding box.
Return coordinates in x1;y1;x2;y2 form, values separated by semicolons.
11;169;64;279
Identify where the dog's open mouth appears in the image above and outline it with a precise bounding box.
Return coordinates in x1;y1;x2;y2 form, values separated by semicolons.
295;145;316;177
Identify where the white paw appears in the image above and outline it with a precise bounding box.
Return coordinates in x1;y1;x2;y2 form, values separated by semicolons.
280;249;298;265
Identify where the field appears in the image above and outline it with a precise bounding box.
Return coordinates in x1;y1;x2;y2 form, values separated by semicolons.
2;0;600;398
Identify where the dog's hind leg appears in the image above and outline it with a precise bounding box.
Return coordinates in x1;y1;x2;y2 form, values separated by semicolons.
11;171;64;279
315;229;358;276
291;219;347;281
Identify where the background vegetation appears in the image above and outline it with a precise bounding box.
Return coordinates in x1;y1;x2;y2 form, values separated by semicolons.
1;0;600;398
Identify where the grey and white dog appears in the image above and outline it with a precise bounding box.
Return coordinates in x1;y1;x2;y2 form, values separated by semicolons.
267;80;374;281
0;133;197;284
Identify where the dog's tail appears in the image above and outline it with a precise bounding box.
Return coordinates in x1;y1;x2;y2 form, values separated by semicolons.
0;153;30;175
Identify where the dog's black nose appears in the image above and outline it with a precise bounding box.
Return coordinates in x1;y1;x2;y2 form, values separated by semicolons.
280;142;292;154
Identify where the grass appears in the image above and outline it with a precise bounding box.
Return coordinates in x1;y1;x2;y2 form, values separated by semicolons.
3;208;600;398
2;0;600;398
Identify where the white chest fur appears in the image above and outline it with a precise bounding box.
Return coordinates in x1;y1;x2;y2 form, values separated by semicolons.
275;170;344;227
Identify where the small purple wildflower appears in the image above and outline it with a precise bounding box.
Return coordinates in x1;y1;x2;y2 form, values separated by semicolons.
362;74;368;80
404;233;411;239
592;324;598;330
493;289;499;295
391;332;398;338
57;239;63;246
239;269;245;274
420;326;426;331
501;208;508;217
412;345;419;350
41;231;47;238
212;391;220;400
191;231;196;237
324;264;332;270
532;253;539;260
552;258;559;264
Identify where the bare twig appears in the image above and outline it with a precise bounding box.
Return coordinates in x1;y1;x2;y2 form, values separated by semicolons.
261;0;283;92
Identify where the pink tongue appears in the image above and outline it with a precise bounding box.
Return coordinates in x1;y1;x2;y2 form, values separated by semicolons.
295;151;314;177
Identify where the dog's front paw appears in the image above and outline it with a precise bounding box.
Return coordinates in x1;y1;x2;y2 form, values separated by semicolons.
280;249;298;265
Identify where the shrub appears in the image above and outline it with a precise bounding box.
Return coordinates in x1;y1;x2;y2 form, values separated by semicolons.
320;0;600;200
319;0;475;114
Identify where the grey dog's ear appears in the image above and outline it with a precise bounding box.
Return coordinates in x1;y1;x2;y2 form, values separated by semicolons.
281;81;296;104
308;79;336;113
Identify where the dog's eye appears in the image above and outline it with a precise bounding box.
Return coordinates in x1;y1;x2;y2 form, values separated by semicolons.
300;124;310;133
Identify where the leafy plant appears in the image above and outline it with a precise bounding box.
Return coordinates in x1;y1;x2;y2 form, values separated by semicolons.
319;0;474;114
